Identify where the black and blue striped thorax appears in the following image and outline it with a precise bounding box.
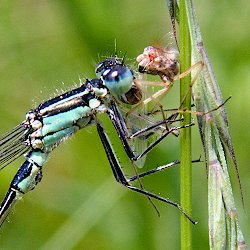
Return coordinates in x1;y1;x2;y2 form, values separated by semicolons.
36;78;108;117
25;78;109;153
35;78;109;119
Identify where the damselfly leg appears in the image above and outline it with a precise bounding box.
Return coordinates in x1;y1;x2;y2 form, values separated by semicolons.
96;122;197;224
107;100;194;162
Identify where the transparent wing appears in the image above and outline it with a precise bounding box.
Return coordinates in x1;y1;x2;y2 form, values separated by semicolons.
119;74;168;168
0;122;31;169
127;100;148;168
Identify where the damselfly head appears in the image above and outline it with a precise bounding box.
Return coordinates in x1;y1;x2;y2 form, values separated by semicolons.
95;58;134;97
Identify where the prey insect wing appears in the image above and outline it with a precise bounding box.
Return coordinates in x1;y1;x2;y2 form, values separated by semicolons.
120;99;173;168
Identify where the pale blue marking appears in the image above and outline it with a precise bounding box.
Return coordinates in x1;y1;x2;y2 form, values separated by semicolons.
42;126;78;148
29;151;49;166
42;106;85;135
104;68;133;96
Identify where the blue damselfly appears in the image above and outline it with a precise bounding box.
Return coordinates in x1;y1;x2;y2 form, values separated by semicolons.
0;56;196;227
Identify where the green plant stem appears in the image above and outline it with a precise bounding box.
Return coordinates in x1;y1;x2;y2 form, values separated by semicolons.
179;1;192;249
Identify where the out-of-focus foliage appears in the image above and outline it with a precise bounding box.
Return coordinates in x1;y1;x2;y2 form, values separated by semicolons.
0;1;249;249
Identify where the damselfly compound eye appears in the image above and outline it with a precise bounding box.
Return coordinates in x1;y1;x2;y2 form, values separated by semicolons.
102;65;134;96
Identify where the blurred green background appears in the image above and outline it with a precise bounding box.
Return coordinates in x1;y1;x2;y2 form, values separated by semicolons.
0;0;249;249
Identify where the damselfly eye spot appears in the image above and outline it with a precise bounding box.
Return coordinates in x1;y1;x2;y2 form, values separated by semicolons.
102;66;133;96
104;66;125;82
95;58;121;77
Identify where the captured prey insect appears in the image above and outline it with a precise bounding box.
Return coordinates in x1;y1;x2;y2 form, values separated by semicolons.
134;45;180;114
0;56;196;227
136;45;203;113
136;45;229;119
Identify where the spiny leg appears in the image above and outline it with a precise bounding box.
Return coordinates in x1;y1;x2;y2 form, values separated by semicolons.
96;122;197;224
150;96;232;119
107;101;193;213
132;79;175;133
130;160;161;216
143;61;204;115
130;122;194;161
125;79;173;120
108;101;198;213
123;60;204;143
128;158;201;182
108;101;190;161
